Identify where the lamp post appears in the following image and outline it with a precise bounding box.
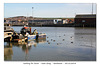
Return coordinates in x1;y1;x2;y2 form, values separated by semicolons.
32;7;34;17
32;7;34;23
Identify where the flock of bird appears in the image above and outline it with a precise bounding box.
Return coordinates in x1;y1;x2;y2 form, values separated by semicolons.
46;34;75;45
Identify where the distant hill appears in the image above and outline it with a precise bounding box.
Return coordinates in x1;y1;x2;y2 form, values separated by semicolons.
4;16;74;20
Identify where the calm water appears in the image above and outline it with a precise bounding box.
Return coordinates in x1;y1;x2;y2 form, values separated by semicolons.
4;27;96;61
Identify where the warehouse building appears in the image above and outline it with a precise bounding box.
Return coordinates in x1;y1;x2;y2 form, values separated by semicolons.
74;14;96;27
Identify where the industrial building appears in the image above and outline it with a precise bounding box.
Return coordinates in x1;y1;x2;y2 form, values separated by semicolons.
74;14;96;27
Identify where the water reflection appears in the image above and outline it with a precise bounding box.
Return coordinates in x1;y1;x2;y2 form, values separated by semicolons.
74;27;96;48
4;42;13;60
4;38;46;60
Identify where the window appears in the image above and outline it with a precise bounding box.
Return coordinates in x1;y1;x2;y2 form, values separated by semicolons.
82;20;85;22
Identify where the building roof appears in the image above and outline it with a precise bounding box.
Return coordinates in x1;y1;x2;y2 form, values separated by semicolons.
75;14;96;18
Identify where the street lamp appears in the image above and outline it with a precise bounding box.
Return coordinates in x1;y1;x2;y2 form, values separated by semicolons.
32;7;34;23
32;7;34;17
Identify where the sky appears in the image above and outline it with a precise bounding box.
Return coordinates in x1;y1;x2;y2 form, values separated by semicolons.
4;3;96;18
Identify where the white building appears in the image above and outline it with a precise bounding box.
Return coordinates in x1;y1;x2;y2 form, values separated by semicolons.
63;19;68;24
53;19;62;24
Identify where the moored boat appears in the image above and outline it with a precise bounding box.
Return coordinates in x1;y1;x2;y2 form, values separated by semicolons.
20;25;46;41
4;26;14;41
4;25;46;42
28;33;46;41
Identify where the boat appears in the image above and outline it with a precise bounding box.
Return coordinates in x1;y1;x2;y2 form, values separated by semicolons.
4;26;14;32
28;33;46;41
4;26;14;41
4;26;28;42
20;26;46;41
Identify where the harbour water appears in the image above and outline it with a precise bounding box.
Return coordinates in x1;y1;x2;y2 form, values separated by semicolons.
4;26;96;61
